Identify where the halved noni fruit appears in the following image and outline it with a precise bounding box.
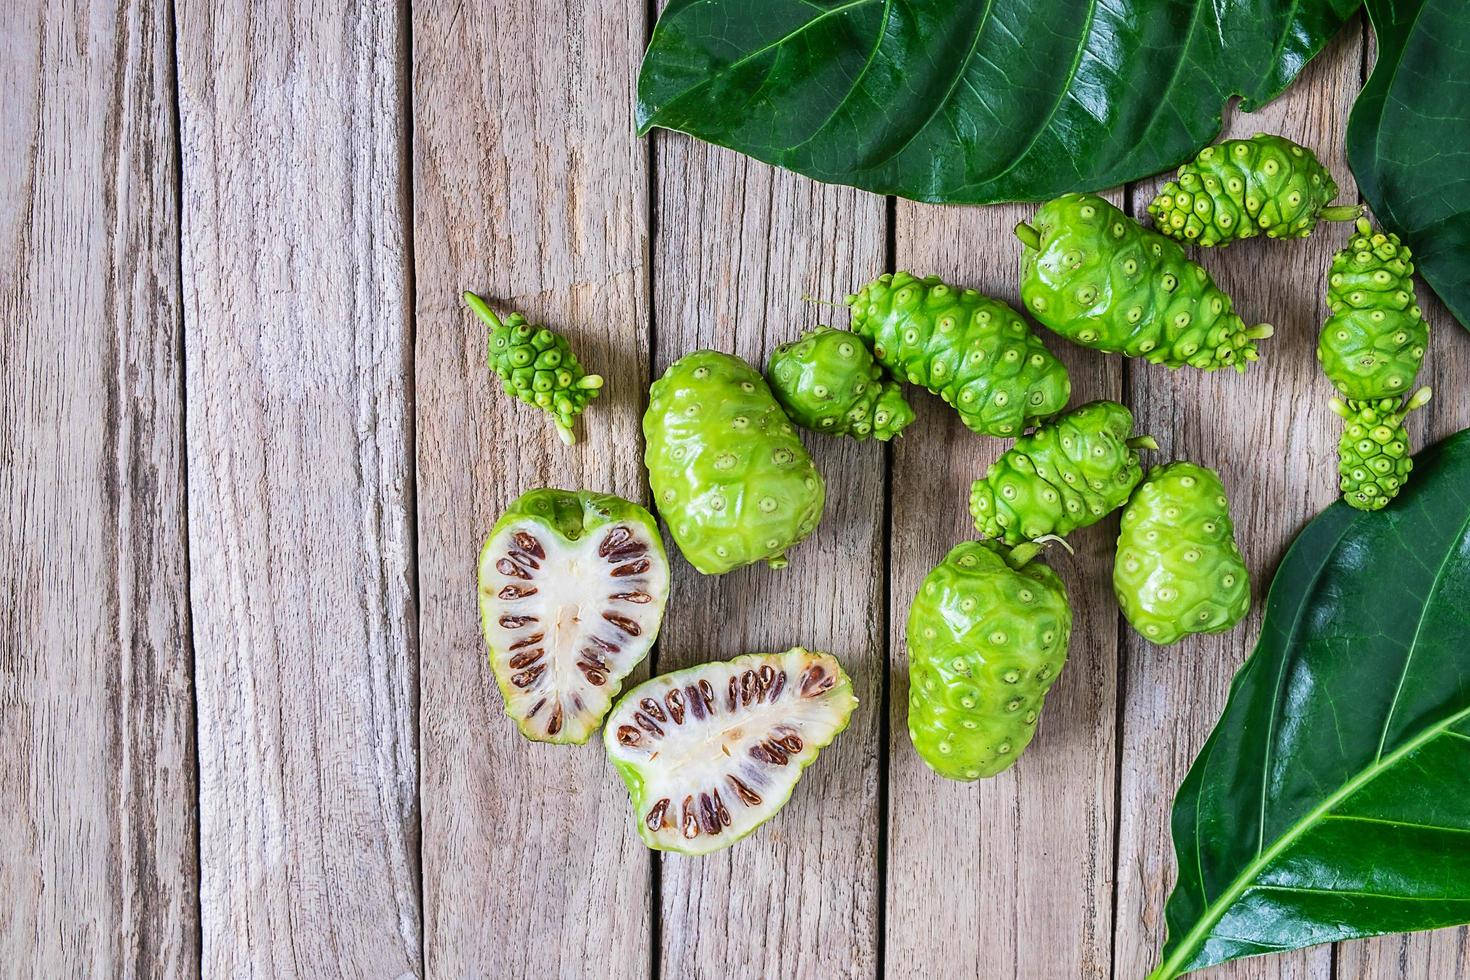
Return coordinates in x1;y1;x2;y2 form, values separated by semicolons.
604;648;856;855
479;488;670;744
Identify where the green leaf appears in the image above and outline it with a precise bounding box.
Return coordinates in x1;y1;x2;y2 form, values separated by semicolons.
1150;427;1470;979
636;0;1359;204
1347;0;1470;332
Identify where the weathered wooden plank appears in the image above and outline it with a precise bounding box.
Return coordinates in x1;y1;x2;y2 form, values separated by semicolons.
412;0;652;975
884;202;1122;979
1113;31;1362;980
176;2;419;974
649;138;886;977
0;1;197;975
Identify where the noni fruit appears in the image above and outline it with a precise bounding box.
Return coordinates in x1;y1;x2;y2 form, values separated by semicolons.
968;400;1157;545
1331;388;1432;511
846;271;1070;437
605;648;856;854
465;290;604;445
907;540;1072;780
1147;134;1362;246
1016;193;1273;372
643;350;825;575
479;488;670;743
766;326;915;441
1316;218;1429;401
1113;463;1250;646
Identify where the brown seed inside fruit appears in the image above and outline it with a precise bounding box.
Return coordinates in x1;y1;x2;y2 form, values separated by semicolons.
728;774;762;806
665;688;685;724
513;531;545;559
726;677;738;712
603;613;641;637
511;663;546;688
508;632;544;651
496;557;531;579
646;798;669;831
546;704;563;736
800;663;834;698
498;584;538;600
634;711;664;737
507;648;543;670
769;670;787;702
617;725;641;747
698;679;716;714
611;591;652;603
758;665;776;701
712;788;731;827
687;685;706;721
681;796;699;838
589;635;620;654
498;615;537;629
611;559;651;577
640;697;666;723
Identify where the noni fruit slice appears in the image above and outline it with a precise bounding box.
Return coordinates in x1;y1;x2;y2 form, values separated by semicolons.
846;271;1070;437
643;350;825;575
1147;134;1362;246
1331;388;1432;511
766;326;915;441
968;400;1157;545
1317;218;1429;401
1114;462;1250;646
604;648;856;854
479;488;669;743
907;540;1072;780
465;290;604;445
1017;194;1273;372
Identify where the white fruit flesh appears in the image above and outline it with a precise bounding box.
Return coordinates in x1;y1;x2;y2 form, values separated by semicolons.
604;648;856;854
480;519;669;743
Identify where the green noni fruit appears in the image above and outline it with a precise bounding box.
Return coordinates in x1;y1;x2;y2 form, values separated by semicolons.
643;350;825;575
604;647;856;854
1016;193;1273;372
465;291;604;445
1147;133;1362;246
1113;462;1250;646
846;271;1070;437
479;488;670;743
766;326;915;441
906;540;1072;780
1331;388;1432;511
1316;218;1429;401
968;400;1157;545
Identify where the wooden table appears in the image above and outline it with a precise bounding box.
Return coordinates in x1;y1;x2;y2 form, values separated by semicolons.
5;3;1468;977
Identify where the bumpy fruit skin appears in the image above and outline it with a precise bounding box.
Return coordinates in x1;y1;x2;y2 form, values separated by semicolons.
1147;134;1362;246
644;350;825;574
1114;463;1250;646
1331;388;1432;511
766;326;915;441
604;648;857;855
465;291;604;445
1317;219;1429;401
846;271;1070;437
1017;194;1273;372
479;488;669;744
968;400;1157;545
907;540;1072;780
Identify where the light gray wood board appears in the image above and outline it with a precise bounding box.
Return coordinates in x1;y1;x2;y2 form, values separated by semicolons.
176;2;419;974
412;0;653;975
884;200;1123;980
0;1;197;975
649;136;885;979
1113;30;1360;980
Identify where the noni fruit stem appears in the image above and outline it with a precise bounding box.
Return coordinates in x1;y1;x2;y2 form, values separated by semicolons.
1329;387;1432;511
1146;133;1363;246
643;350;825;574
907;540;1073;780
465;290;605;445
766;326;915;441
968;400;1155;545
845;271;1070;437
1017;194;1273;373
1114;462;1250;646
1316;218;1429;402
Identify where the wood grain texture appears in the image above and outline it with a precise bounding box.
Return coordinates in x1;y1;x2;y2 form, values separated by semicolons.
176;2;419;974
884;201;1122;980
650;137;885;978
0;1;197;975
1112;30;1361;980
412;0;652;975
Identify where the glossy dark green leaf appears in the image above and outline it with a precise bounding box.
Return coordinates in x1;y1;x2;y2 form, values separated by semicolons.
1151;428;1470;978
637;0;1359;204
1347;0;1470;332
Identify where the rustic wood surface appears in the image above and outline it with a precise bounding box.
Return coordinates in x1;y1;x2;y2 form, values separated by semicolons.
3;2;1468;978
